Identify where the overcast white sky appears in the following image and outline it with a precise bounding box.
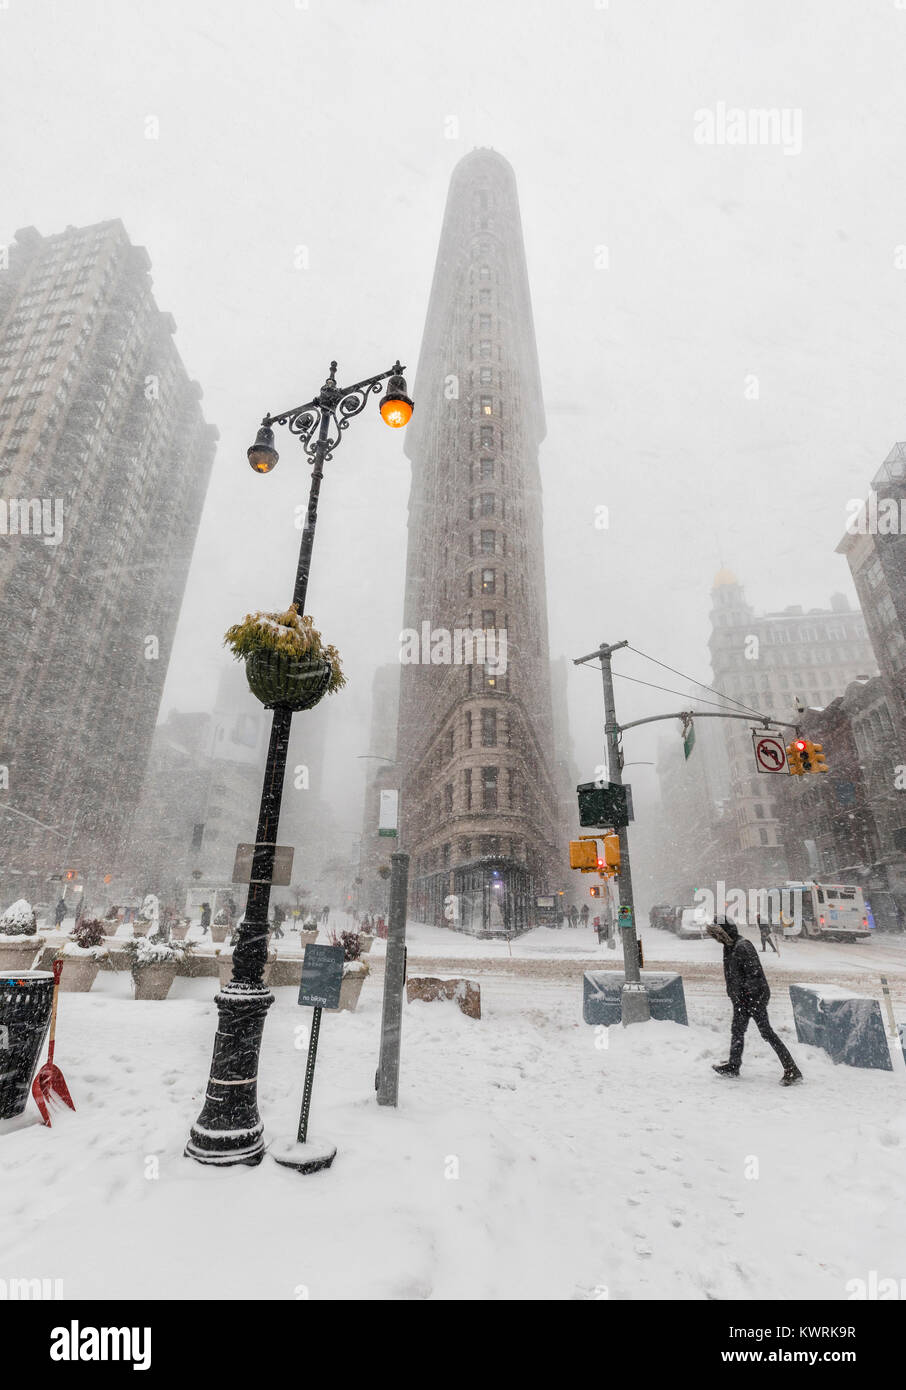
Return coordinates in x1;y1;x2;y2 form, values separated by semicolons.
4;0;906;825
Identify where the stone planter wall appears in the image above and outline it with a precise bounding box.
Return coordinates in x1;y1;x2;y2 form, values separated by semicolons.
0;938;45;974
132;965;178;1000
58;956;101;993
333;970;367;1012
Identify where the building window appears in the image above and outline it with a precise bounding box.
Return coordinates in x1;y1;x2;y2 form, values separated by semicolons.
479;266;490;280
481;425;493;449
479;314;491;332
481;569;495;594
480;395;493;415
465;711;472;747
479;288;491;305
480;492;494;516
480;457;494;480
446;726;454;759
481;609;496;629
480;340;491;358
479;367;492;384
482;709;497;746
444;783;453;814
464;768;472;809
482;766;498;810
480;530;495;554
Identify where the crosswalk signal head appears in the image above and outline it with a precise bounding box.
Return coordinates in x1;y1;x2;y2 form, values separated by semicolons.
810;742;828;773
569;839;599;871
589;885;603;898
799;739;813;773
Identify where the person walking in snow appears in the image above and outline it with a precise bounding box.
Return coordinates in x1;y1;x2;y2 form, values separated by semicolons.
199;902;211;935
580;903;590;928
321;904;330;926
54;897;67;928
757;915;778;954
569;905;579;928
706;916;801;1085
272;902;285;939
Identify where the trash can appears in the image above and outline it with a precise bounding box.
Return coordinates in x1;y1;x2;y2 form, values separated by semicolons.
0;971;54;1119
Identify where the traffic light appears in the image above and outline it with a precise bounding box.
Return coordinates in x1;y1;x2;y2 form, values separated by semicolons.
602;833;620;872
799;740;813;773
786;740;806;776
569;839;599;871
589;885;604;898
810;742;829;773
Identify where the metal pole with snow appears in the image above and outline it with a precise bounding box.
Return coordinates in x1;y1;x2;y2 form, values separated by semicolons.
376;851;410;1106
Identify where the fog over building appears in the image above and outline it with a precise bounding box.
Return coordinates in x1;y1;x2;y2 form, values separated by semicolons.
0;220;217;902
395;149;568;933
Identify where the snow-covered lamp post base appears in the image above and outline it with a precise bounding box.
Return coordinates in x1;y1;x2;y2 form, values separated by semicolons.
185;982;274;1166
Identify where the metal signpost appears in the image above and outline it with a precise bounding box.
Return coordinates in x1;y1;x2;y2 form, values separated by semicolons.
271;943;343;1174
376;850;410;1107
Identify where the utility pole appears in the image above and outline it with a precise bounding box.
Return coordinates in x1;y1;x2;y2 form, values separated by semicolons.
376;851;409;1106
577;639;650;1025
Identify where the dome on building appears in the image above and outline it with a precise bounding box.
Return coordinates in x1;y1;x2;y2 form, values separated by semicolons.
712;566;738;588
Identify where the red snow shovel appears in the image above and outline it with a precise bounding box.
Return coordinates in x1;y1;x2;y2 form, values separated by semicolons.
32;959;75;1127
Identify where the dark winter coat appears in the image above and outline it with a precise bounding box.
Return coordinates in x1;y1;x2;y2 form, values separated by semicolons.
721;921;770;1009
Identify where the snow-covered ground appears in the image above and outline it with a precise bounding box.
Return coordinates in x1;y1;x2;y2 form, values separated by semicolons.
1;957;904;1300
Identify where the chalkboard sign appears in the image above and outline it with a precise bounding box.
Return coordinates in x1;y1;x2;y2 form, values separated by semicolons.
298;944;344;1009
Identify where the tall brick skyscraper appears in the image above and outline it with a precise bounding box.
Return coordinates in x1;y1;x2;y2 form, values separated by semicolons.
0;220;218;899
396;150;565;934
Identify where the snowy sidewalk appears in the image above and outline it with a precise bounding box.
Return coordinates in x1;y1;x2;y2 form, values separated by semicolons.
1;973;903;1299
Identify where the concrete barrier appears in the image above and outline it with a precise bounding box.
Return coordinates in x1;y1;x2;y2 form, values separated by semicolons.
583;970;688;1026
789;983;902;1071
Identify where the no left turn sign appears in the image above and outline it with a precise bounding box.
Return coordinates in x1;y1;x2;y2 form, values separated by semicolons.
752;731;787;774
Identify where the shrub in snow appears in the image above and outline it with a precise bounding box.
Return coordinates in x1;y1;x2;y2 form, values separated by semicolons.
125;935;192;974
104;906;119;921
213;908;230;926
67;918;108;952
329;928;369;975
0;898;38;937
224;604;346;693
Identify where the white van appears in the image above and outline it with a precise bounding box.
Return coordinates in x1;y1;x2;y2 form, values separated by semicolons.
780;882;871;942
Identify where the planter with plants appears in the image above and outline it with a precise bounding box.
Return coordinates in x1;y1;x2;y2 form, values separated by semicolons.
357;931;374;955
329;930;370;1012
210;908;230;944
125;935;193;1001
131;915;154;939
169;919;190;942
224;604;346;712
0;899;44;973
56;918;109;992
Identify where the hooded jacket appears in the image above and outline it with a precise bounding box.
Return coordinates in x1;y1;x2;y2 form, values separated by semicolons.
718;919;770;1008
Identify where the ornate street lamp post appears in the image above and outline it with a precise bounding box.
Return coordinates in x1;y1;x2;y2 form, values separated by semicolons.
186;358;413;1167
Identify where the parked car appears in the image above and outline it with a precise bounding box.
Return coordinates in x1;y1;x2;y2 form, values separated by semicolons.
676;906;710;939
649;904;679;933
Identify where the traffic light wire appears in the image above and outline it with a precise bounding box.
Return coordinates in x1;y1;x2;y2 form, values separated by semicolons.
624;644;769;720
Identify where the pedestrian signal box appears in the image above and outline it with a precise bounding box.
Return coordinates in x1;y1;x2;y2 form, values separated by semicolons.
569;839;599;871
602;833;620;871
589;885;604;898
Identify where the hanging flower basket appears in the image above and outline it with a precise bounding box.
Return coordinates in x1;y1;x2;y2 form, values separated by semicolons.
244;647;333;711
224;605;346;713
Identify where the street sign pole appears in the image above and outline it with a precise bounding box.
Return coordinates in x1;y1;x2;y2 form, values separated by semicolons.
580;639;649;1026
376;850;410;1106
271;943;342;1174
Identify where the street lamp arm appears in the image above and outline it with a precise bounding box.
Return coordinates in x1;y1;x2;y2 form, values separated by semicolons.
616;709;802;734
262;362;406;463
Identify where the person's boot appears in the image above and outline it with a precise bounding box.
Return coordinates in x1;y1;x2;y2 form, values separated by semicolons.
712;1061;740;1077
780;1064;803;1086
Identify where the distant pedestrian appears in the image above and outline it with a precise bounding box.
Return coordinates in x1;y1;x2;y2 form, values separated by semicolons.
758;916;778;954
199;902;211;935
53;897;67;928
580;903;589;928
321;904;330;926
706;916;801;1085
272;903;285;940
569;905;579;928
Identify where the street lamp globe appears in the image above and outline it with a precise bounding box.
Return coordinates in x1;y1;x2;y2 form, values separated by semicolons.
247;424;279;473
379;365;413;428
